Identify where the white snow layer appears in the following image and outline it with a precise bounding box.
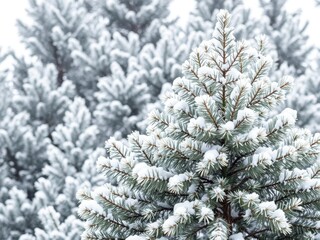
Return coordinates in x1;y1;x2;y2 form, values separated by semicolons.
229;233;244;240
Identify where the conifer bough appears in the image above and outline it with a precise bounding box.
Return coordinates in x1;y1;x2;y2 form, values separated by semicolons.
78;10;320;239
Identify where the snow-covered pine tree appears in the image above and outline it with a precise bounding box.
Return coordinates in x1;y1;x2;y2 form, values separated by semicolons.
94;62;150;140
0;48;12;201
0;54;53;201
12;61;75;132
0;110;50;197
285;62;320;133
69;0;179;138
17;0;91;86
190;0;312;77
25;97;106;239
189;0;262;43
89;0;171;45
78;10;320;239
0;90;50;238
15;0;107;108
137;26;194;100
0;187;40;240
257;0;318;133
69;23;141;96
0;48;10;117
259;0;312;75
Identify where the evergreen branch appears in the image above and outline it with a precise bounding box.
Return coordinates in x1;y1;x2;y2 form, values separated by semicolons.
230;176;251;191
210;56;225;74
230;86;245;120
258;178;293;190
99;161;130;178
110;143;127;158
251;61;268;84
245;228;269;238
291;223;319;231
131;138;153;165
82;208;139;233
225;46;245;73
110;189;151;204
99;194;143;218
186;224;209;238
199;176;214;184
161;142;190;161
202;101;219;129
196;52;203;67
176;81;197;98
301;198;320;206
247;87;262;107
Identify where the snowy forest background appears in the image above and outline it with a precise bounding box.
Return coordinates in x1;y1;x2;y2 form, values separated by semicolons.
1;0;320;239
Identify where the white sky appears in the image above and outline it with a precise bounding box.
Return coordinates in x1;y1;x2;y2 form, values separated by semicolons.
0;0;319;51
0;0;28;53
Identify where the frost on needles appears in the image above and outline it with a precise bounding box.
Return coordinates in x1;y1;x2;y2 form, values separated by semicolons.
78;10;320;239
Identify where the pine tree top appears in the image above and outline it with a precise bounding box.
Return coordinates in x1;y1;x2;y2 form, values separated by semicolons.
78;10;320;239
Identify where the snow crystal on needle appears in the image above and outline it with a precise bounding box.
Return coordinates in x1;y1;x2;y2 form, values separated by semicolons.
221;63;229;71
174;100;189;113
194;117;206;128
219;77;227;85
199;207;214;223
174;201;195;216
243;193;260;205
204;149;219;163
229;233;244;240
126;236;147;240
275;108;297;129
132;162;173;181
258;201;277;212
255;34;268;45
246;46;258;58
212;186;226;201
168;173;191;192
251;150;273;166
229;68;241;79
236;108;256;122
282;75;294;86
221;121;235;131
96;156;110;171
188;117;206;133
279;168;308;182
247;127;259;140
162;215;179;235
299;178;320;191
92;186;111;199
269;209;290;231
315;221;320;229
280;145;297;158
294;138;310;151
257;201;291;232
198;66;216;76
230;79;250;102
79;200;105;216
165;98;178;108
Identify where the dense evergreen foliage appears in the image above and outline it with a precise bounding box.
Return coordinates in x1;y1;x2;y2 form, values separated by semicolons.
78;10;320;239
0;0;319;239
